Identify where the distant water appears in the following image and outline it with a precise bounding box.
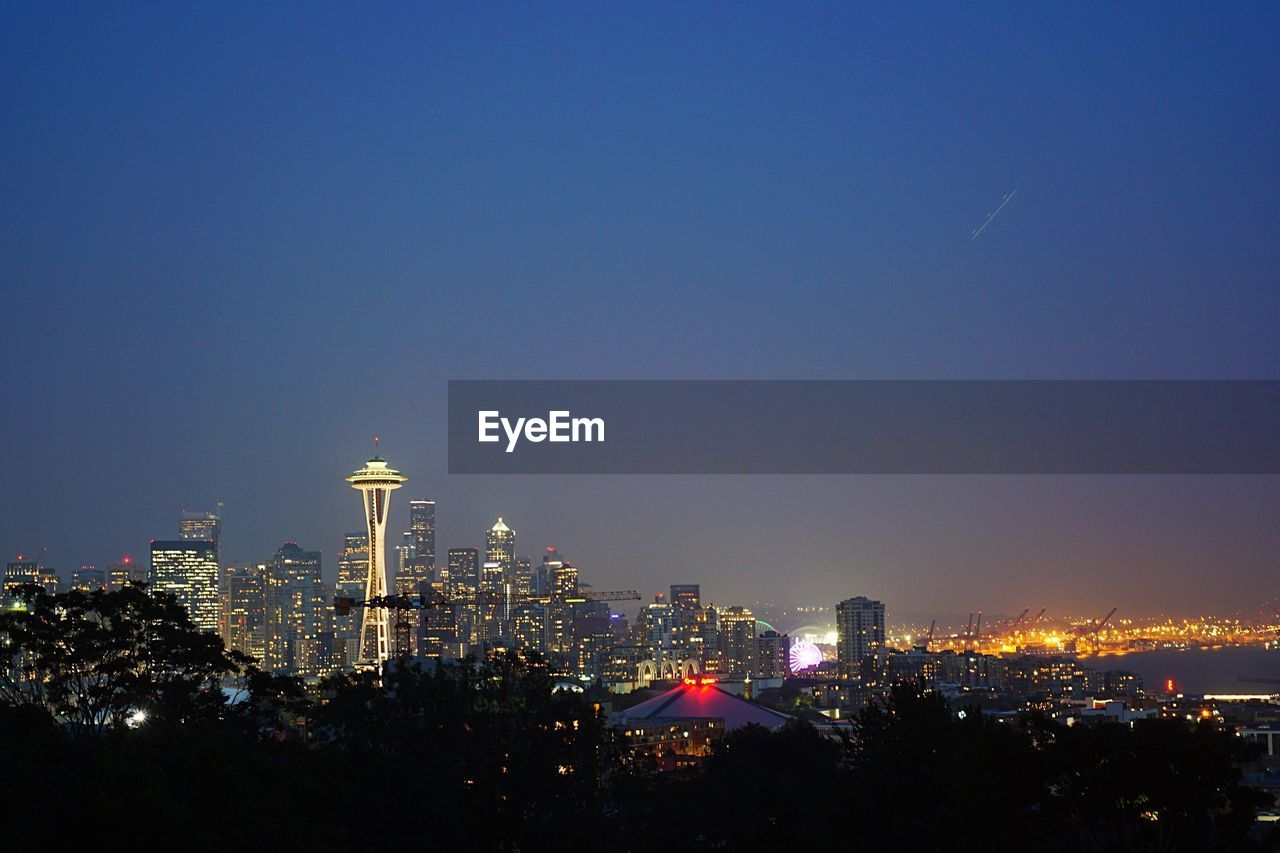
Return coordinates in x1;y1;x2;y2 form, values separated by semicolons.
1084;645;1280;695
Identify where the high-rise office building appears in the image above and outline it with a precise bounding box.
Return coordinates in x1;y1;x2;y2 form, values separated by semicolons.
636;599;681;666
550;560;579;601
513;556;533;604
447;548;480;597
70;565;104;591
511;603;548;655
546;559;580;656
670;584;701;610
265;542;329;676
334;532;369;670
179;509;221;560
107;555;145;591
394;533;416;593
347;455;407;669
224;563;268;662
536;547;563;597
479;560;508;644
3;559;40;598
696;605;723;672
442;547;480;651
719;606;758;675
396;501;435;597
150;540;220;632
485;517;515;576
836;596;886;676
408;499;436;573
337;533;369;584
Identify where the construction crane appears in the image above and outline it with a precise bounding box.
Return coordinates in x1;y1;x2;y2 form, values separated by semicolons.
334;591;507;657
334;589;640;657
1026;608;1047;631
334;593;435;657
925;619;936;652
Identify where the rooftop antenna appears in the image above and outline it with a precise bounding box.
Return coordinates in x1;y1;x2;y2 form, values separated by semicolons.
374;435;381;454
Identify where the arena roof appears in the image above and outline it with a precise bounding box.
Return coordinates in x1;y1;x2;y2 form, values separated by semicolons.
615;678;793;732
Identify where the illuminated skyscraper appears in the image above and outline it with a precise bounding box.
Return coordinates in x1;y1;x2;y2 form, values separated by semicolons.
150;540;220;632
636;599;681;672
447;547;480;597
334;532;369;669
395;533;416;585
265;542;329;676
546;559;580;656
836;596;885;676
347;454;407;668
70;565;104;591
670;584;701;609
479;560;508;644
446;547;480;649
719;606;758;675
512;556;533;604
485;517;515;576
37;565;59;594
511;603;548;655
106;555;144;590
224;563;268;662
179;509;221;561
337;532;369;584
536;547;563;597
3;559;40;599
408;499;436;574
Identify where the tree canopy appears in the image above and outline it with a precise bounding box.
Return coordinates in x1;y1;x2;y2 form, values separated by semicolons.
1;588;1275;851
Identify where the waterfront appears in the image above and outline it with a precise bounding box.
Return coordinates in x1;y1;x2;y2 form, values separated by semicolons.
1085;644;1280;695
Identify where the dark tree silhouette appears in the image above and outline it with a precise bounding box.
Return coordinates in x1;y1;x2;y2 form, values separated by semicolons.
0;584;248;735
2;604;1276;852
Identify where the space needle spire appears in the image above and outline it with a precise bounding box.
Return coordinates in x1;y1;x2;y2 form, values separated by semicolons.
346;444;407;668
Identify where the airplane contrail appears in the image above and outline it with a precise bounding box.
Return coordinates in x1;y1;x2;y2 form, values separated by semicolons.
971;189;1017;240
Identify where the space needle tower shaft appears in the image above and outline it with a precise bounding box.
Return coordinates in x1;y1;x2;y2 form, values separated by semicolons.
346;446;407;668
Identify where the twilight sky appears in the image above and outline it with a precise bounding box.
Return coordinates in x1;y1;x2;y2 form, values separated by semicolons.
2;3;1279;621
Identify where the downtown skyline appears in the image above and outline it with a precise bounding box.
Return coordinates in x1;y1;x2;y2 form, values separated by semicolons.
7;455;1280;622
3;4;1279;619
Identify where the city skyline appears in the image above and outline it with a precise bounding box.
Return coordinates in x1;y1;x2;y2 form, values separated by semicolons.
6;6;1280;847
8;465;1279;625
3;5;1279;619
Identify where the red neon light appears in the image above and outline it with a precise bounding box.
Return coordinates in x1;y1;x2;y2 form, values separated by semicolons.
684;675;717;686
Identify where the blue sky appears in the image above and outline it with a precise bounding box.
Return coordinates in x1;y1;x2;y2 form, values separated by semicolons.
2;3;1278;618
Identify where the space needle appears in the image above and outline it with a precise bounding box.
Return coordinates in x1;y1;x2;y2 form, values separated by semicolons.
347;441;407;668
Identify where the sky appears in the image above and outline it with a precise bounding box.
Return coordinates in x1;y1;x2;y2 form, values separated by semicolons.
2;3;1279;622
